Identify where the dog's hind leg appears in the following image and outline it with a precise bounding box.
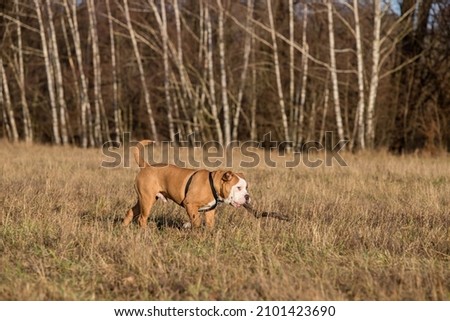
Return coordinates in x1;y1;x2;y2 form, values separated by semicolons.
138;194;156;228
123;200;140;226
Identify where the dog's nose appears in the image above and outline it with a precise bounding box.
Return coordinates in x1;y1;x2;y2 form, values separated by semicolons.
244;194;250;202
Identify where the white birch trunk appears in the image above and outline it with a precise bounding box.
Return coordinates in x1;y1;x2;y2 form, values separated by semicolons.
232;0;253;141
87;0;107;145
63;0;92;147
0;58;19;143
61;15;81;145
61;17;80;109
217;0;231;145
366;0;382;149
33;0;60;145
198;0;205;64
319;83;330;144
250;34;257;141
296;4;309;145
288;0;295;130
173;0;192;137
14;0;32;143
327;0;345;148
151;0;175;142
307;96;316;142
297;44;309;145
123;0;158;140
354;0;366;150
0;64;11;140
46;0;69;145
106;0;122;143
267;0;290;143
205;6;224;144
161;0;175;142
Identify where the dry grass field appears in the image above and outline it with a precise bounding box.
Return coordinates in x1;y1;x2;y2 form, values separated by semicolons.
0;141;449;300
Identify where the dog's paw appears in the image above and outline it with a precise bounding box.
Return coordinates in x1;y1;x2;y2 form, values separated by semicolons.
183;222;192;229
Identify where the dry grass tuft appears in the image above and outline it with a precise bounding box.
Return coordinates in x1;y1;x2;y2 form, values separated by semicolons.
0;142;449;300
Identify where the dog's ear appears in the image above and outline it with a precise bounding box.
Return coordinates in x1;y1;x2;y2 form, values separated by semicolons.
222;171;234;182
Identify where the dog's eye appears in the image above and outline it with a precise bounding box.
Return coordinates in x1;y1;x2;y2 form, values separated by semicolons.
237;187;242;191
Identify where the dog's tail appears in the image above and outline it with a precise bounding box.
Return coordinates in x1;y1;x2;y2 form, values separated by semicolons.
133;140;154;168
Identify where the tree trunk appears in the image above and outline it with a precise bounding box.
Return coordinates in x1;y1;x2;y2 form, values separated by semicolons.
307;94;316;142
123;0;158;140
326;0;345;148
217;0;231;146
0;58;19;143
319;82;330;145
63;0;92;147
267;0;290;143
14;0;32;143
173;0;193;138
354;0;366;150
250;33;257;141
150;0;175;142
106;0;122;143
87;0;109;145
296;4;309;146
0;67;12;140
33;0;60;145
205;5;224;144
232;0;253;141
366;0;381;149
46;0;69;145
288;0;295;135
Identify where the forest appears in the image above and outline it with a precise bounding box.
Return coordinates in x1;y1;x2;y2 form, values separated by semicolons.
0;0;449;152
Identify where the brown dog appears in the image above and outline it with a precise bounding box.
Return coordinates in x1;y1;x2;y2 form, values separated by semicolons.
123;140;250;229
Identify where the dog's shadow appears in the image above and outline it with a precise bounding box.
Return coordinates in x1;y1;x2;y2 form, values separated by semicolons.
79;210;185;230
118;211;186;230
152;213;185;230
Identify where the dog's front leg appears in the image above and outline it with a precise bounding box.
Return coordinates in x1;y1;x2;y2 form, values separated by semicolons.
204;210;216;229
185;204;202;228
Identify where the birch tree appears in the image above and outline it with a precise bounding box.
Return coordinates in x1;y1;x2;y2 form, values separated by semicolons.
0;58;19;143
326;0;345;148
123;0;158;140
366;0;382;149
205;5;224;144
14;0;32;143
0;63;11;140
33;0;60;145
63;0;92;147
250;33;257;141
353;0;366;150
288;0;295;134
232;0;253;141
106;0;122;143
267;0;290;143
173;0;193;138
149;0;175;142
217;0;231;145
319;80;330;144
46;0;69;145
87;0;107;144
296;4;309;146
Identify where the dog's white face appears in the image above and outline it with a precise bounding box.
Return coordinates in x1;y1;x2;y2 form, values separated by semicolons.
223;174;250;208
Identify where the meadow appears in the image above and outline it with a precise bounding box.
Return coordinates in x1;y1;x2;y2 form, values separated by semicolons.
0;141;449;300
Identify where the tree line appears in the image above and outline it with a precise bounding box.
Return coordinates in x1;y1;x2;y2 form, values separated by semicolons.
0;0;449;152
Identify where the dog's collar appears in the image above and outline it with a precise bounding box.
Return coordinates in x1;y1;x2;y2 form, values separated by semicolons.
207;171;222;211
183;171;198;200
182;171;222;211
